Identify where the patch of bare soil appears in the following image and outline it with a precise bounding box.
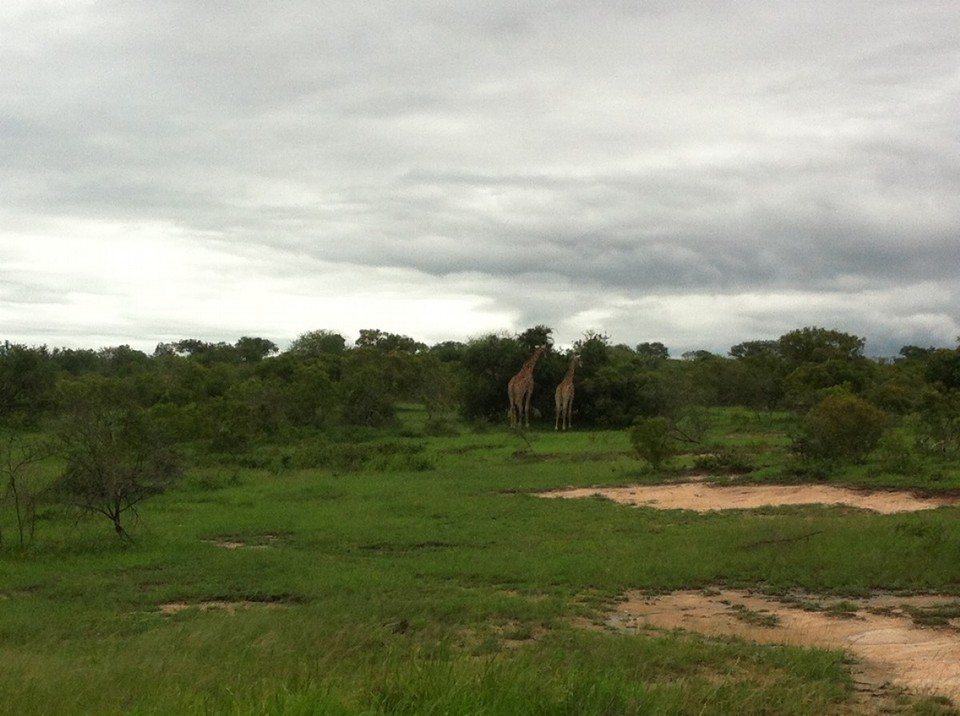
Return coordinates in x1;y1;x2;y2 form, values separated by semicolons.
203;533;284;549
540;481;958;514
610;590;960;706
159;600;286;615
545;483;960;707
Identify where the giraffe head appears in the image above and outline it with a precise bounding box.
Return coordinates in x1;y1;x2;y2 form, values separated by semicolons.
562;352;581;375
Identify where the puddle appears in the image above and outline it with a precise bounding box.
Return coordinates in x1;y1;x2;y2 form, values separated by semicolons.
540;482;958;514
611;590;960;704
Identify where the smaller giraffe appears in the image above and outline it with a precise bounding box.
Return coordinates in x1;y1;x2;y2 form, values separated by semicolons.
508;344;547;428
554;353;581;431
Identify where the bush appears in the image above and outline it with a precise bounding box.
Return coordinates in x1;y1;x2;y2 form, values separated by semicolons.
793;393;889;464
872;429;921;475
629;417;674;470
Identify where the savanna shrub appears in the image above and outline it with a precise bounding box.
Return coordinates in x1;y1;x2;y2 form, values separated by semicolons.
55;382;184;539
872;429;921;475
793;392;889;463
629;416;674;470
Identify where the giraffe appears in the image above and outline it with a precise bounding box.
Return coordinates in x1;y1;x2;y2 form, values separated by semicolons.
508;344;547;428
554;353;581;431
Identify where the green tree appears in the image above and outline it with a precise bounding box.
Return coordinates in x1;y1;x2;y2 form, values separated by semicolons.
517;325;554;353
338;363;396;427
428;341;466;362
460;333;529;422
213;377;286;446
681;349;716;362
898;345;936;362
96;345;151;376
776;328;875;410
172;339;241;364
0;342;55;422
50;346;101;375
925;347;960;392
574;331;611;371
355;329;426;353
635;341;669;368
287;329;347;357
720;350;785;410
417;355;463;434
915;390;960;455
865;360;926;415
729;340;779;360
234;336;278;363
784;359;878;409
256;355;339;429
560;331;612;426
585;363;670;428
778;327;865;367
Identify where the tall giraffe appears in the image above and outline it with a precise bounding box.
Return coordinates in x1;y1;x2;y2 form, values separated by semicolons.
508;344;547;428
554;353;581;431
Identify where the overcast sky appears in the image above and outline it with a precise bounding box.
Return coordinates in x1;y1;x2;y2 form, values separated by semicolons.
2;0;958;357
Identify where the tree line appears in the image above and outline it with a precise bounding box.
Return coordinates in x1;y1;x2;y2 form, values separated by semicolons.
2;325;960;436
2;324;960;541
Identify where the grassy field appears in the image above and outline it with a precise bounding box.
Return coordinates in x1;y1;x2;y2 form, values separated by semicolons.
2;408;960;714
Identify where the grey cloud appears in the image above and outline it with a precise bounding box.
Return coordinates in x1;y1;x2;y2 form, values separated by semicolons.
2;0;959;354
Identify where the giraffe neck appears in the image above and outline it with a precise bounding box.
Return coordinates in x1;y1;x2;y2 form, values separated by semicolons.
520;346;545;374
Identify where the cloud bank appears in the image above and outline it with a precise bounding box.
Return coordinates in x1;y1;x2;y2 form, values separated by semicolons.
2;0;958;356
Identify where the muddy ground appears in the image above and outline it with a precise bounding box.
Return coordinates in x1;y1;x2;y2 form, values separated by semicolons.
542;482;960;707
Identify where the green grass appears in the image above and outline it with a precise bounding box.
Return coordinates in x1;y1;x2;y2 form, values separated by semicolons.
3;412;960;713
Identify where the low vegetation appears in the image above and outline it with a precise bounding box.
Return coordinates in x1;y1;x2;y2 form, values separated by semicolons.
2;326;960;714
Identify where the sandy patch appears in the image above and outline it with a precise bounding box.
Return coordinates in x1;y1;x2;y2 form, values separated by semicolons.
159;600;285;615
203;533;284;549
545;483;960;705
611;590;960;704
207;540;250;550
540;482;958;514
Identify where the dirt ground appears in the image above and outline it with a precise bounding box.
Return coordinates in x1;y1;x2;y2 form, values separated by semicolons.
611;589;960;706
542;482;960;707
539;481;959;514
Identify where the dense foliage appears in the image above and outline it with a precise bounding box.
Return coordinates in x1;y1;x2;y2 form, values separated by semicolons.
2;326;960;539
2;327;960;440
